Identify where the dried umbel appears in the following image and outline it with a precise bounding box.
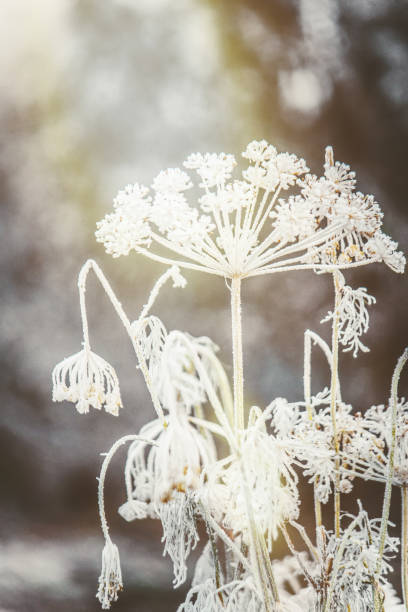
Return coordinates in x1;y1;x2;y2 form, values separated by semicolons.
95;143;405;278
53;141;407;611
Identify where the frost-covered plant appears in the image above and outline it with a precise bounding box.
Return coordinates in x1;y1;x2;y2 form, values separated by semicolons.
53;141;407;611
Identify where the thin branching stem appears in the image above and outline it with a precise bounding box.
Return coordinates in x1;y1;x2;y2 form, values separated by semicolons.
78;259;167;424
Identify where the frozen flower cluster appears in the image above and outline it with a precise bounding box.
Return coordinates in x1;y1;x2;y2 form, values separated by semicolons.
53;142;407;612
96;141;405;279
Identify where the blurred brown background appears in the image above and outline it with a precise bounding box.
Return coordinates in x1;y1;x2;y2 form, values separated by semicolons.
1;0;408;610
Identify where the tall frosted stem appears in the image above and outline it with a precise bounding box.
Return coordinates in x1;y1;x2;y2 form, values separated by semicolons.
402;485;408;611
374;348;408;611
231;276;245;432
330;271;341;538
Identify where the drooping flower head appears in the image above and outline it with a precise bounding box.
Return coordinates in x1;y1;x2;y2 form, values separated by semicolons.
96;538;123;609
52;347;122;415
118;411;215;587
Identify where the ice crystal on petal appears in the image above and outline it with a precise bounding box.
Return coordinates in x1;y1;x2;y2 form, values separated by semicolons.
96;539;123;610
52;348;122;415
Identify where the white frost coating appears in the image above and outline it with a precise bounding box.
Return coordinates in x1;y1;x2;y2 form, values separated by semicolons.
96;142;405;278
321;272;376;357
157;492;199;587
52;348;122;415
96;539;123;610
53;141;407;611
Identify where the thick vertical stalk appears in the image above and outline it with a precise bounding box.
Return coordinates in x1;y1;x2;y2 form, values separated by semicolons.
231;276;245;432
230;275;277;610
239;456;275;611
330;271;341;538
402;485;408;611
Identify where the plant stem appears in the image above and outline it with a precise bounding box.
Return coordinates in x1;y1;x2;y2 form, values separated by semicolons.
230;275;278;610
402;485;408;611
239;454;275;611
330;271;341;538
78;260;167;424
231;275;245;432
374;348;408;611
98;434;155;541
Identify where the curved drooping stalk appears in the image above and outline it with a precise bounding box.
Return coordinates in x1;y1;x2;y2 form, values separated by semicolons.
96;434;157;609
374;348;408;612
78;259;173;424
98;434;157;543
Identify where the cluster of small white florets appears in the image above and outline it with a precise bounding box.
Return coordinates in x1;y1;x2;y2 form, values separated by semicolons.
52;347;122;415
52;142;407;612
95;140;405;279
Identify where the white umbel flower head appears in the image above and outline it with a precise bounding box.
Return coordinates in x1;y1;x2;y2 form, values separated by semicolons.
97;142;404;279
96;538;123;609
52;347;122;415
95;184;152;257
119;411;216;586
